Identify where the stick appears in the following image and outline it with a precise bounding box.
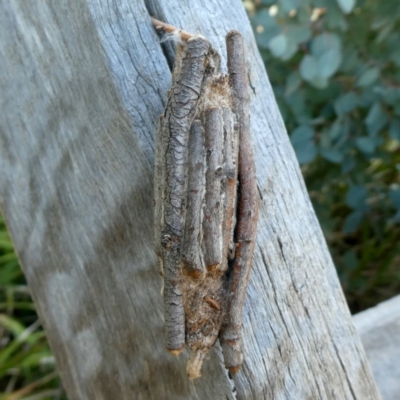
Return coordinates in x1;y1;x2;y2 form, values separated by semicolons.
220;30;259;373
151;17;193;41
161;36;210;353
203;108;224;271
181;120;206;278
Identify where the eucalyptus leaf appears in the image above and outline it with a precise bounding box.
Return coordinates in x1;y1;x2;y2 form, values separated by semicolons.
285;71;302;97
358;87;380;108
394;103;400;117
320;148;344;164
286;25;312;45
336;0;355;14
311;33;341;59
319;129;331;148
281;41;298;61
346;186;367;209
295;140;317;164
252;9;279;29
379;88;400;105
341;155;355;173
290;125;313;145
299;55;317;82
252;10;280;48
279;0;300;12
326;4;348;31
256;31;279;49
343;210;365;234
310;75;329;89
268;34;288;58
317;47;342;78
389;119;400;140
390;49;400;66
365;102;388;136
334;92;358;116
290;125;317;164
376;22;395;44
355;137;376;154
356;68;380;87
285;90;310;123
340;47;359;73
329;120;343;140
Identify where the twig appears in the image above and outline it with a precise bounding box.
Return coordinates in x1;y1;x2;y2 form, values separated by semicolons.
150;17;193;41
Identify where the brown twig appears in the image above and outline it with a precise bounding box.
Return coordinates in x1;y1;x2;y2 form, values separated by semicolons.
157;35;211;355
220;30;259;374
150;17;193;41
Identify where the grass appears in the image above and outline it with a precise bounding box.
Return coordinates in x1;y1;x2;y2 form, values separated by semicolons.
0;217;64;400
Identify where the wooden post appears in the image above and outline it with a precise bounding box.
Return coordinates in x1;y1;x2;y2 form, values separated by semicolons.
0;0;381;398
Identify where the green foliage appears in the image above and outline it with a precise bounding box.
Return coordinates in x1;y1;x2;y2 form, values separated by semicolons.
0;217;63;399
249;0;400;311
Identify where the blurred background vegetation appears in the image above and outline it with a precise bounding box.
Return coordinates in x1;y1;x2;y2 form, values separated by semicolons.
0;217;63;399
0;217;65;400
1;0;400;397
246;0;400;312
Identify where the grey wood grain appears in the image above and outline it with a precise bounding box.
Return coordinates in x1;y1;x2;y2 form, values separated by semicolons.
0;0;380;399
0;1;233;399
354;295;400;400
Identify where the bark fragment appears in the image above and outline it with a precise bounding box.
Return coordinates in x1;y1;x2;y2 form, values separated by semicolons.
181;120;206;278
203;108;224;271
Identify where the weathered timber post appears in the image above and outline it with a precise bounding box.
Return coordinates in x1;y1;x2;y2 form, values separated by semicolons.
0;0;381;399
